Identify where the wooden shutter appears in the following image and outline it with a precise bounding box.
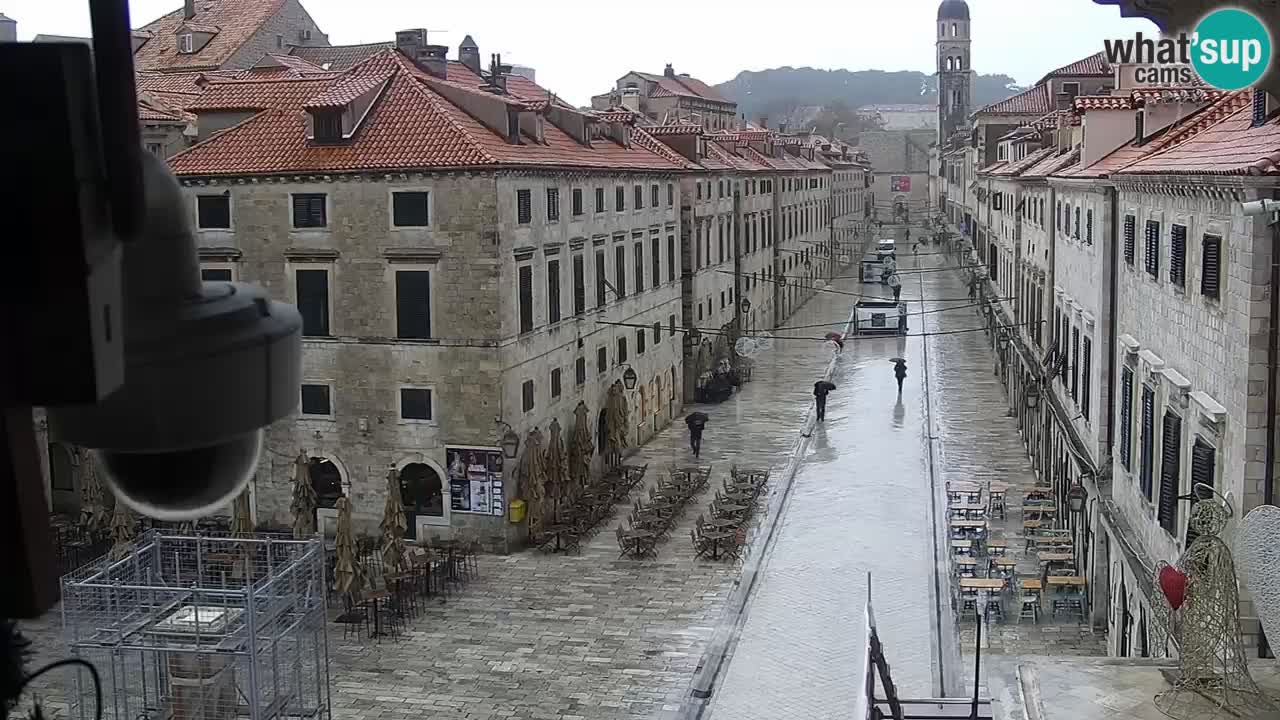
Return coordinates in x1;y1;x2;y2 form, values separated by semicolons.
1170;224;1187;286
1187;439;1217;545
1157;411;1182;533
667;236;676;282
1140;385;1155;499
517;189;532;224
1124;215;1136;265
546;188;560;221
292;193;326;228
395;270;432;339
1071;326;1080;400
1144;220;1160;277
615;245;626;297
1201;234;1222;299
518;265;534;333
1082;337;1092;419
572;255;585;316
595;251;607;307
547;259;561;324
1120;367;1133;470
652;237;661;286
634;242;644;293
1086;209;1093;245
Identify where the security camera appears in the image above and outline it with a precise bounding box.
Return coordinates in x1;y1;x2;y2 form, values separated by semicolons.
1242;199;1280;217
48;151;302;520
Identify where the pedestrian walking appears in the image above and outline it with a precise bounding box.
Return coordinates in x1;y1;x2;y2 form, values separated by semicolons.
813;380;837;422
685;412;708;458
888;273;902;302
892;358;907;394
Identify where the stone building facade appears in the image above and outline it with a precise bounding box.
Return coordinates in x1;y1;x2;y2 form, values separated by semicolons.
591;66;738;131
131;0;329;73
164;42;691;550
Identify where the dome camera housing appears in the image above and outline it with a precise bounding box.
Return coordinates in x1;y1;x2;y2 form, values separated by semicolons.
49;151;302;520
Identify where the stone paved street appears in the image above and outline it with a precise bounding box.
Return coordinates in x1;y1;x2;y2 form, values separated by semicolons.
13;275;859;720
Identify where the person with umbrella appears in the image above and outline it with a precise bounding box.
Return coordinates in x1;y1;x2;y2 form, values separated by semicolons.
891;358;908;394
685;412;709;458
813;380;836;422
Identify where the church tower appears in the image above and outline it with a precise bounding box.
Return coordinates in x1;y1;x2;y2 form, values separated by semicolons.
936;0;972;145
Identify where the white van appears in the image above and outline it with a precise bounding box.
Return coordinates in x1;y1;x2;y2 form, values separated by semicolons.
876;239;896;259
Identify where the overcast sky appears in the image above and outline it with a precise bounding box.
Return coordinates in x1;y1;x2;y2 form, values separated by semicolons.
7;0;1154;105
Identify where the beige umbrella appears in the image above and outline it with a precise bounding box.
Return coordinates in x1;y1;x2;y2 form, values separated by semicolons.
379;466;407;577
333;497;362;596
545;419;567;523
77;449;109;539
568;402;594;492
290;452;318;538
521;427;547;536
606;381;631;464
109;503;135;561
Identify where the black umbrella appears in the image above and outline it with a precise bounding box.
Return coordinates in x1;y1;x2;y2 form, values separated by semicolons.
815;381;837;393
685;412;709;430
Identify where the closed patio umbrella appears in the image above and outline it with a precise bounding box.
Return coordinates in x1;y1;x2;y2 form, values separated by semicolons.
380;466;407;577
109;503;135;561
231;489;253;538
545;419;567;523
606;381;630;464
521;427;547;536
290;452;318;538
333;497;362;596
568;402;594;493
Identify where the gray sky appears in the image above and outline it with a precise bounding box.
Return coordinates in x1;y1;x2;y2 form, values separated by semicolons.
7;0;1154;105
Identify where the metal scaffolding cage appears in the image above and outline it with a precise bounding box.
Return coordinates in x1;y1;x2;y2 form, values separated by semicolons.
60;530;331;720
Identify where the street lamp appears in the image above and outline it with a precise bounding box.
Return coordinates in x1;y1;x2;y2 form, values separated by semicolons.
495;420;520;459
1067;480;1088;515
621;365;639;390
740;298;752;314
687;327;702;346
1025;383;1041;409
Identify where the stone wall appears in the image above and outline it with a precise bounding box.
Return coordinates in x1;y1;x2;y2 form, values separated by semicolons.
224;0;330;70
1110;181;1273;648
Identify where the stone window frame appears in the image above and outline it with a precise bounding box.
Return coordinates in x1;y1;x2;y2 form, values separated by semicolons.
299;379;336;420
286;258;337;339
288;189;332;233
386;260;438;342
386;186;435;232
193;190;234;232
199;260;239;282
397;383;438;426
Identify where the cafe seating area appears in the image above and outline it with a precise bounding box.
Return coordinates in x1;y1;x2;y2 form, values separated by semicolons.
947;479;1090;630
690;467;770;562
536;463;648;554
616;465;712;559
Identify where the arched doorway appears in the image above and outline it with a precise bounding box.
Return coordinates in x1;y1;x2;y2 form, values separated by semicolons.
48;443;78;515
309;457;346;539
398;461;446;540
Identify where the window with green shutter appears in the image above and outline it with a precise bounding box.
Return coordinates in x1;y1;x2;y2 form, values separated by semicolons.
518;265;534;333
1140;384;1155;500
1170;224;1187;287
1201;234;1222;299
1123;215;1136;265
1186;439;1217;546
1144;220;1161;278
1082;336;1092;421
1158;411;1182;533
546;259;561;324
1120;366;1134;470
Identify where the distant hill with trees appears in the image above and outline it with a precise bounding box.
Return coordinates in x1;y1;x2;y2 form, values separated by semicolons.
715;67;1022;127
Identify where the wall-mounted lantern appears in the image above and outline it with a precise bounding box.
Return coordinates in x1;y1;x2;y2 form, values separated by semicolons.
495;420;520;459
622;365;639;390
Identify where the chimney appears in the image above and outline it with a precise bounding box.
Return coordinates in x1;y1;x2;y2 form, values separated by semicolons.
395;28;427;61
417;44;448;79
485;53;509;94
184;0;195;20
664;63;674;78
779;121;788;134
0;14;14;43
459;34;480;76
758;115;768;129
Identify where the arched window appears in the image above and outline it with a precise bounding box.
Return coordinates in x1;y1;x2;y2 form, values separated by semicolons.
399;462;445;539
946;57;954;71
952;22;958;36
309;458;344;508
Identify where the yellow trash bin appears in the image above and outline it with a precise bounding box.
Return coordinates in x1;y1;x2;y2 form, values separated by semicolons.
509;499;527;524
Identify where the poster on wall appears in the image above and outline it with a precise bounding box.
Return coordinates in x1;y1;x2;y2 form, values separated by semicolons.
444;446;505;517
891;176;911;193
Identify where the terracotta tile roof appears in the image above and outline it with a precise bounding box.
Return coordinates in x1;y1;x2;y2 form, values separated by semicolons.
631;127;701;170
243;53;330;77
976;84;1050;116
1030;109;1071;130
1038;52;1111;84
703;139;772;173
289;43;393;72
1136;90;1253;156
594;109;639;123
1054;142;1149;178
1131;87;1225;106
646;124;702;136
133;0;286;71
1116;104;1280;176
1021;147;1081;178
187;76;332;111
635;71;732;104
978;161;1007;174
1074;94;1133;111
168;49;691;176
136;69;238;94
303;70;393;109
177;21;222;34
992;146;1057;176
137;93;191;123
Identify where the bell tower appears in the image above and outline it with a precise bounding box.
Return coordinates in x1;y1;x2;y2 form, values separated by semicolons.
936;0;972;146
